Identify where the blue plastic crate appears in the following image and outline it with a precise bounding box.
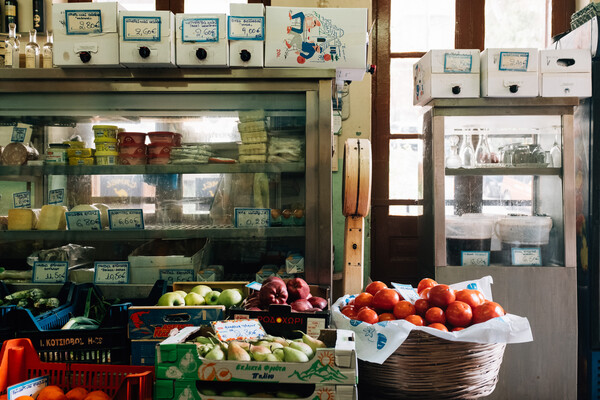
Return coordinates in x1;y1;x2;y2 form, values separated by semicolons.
592;351;600;399
0;281;16;346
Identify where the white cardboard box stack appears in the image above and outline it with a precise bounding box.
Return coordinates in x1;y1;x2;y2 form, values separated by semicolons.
119;10;176;68
480;48;539;97
175;13;229;67
228;3;265;68
539;48;591;97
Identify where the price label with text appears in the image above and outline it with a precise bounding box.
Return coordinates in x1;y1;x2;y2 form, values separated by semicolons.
33;262;68;283
444;53;472;73
108;209;144;230
461;251;490;266
123;16;161;41
65;10;103;35
66;210;102;231
227;16;264;40
11;125;27;142
182;18;219;42
499;51;529;72
159;269;195;285
511;248;542;266
48;188;65;205
391;282;420;304
13;192;31;208
234;208;270;228
212;319;266;342
8;376;48;400
94;262;129;284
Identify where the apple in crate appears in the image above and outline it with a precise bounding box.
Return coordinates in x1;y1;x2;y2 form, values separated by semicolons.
184;292;205;306
191;284;213;297
157;292;185;306
205;291;221;305
260;278;288;305
286;277;311;301
290;298;312;312
308;296;328;310
218;288;243;307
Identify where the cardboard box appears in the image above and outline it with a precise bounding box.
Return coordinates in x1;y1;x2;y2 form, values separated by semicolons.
229;3;265;68
285;253;304;274
130;267;195;285
175;13;229;67
255;264;278;283
539;49;591;97
131;339;160;365
119;10;176;68
480;48;539;97
53;2;123;67
155;326;357;385
413;49;481;106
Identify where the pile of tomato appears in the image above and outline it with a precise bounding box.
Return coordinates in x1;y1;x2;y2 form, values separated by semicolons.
339;278;506;332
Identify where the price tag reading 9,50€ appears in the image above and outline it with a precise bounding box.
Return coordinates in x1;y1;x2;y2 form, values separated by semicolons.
94;262;129;284
33;261;68;283
108;209;144;230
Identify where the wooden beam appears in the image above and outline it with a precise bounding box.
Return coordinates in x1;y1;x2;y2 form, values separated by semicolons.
552;0;575;39
455;0;485;50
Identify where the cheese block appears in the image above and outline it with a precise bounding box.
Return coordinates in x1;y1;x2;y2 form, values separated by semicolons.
36;205;68;230
8;208;38;230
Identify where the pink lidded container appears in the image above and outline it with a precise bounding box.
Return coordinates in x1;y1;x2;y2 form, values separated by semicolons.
119;154;147;165
148;131;175;144
148;155;170;165
147;142;172;157
118;131;146;145
119;143;147;156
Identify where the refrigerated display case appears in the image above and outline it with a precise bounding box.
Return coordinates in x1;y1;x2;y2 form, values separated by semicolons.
422;97;577;400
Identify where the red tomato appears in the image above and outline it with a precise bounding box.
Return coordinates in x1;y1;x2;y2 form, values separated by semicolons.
428;323;449;332
341;305;358;320
353;292;374;309
420;287;432;299
473;301;505;324
405;314;425;326
428;284;456;309
445;301;473;327
417;278;437;294
372;288;401;311
378;312;396;321
452;327;465;332
393;300;416;319
455;289;486;309
414;299;430;316
357;307;379;324
425;307;446;324
365;281;388;296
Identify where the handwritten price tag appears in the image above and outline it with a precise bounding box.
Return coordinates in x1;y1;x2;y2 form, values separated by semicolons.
108;209;144;230
11;125;28;142
461;251;490;266
227;16;264;40
182;18;219;42
48;189;65;205
66;210;102;231
234;208;270;228
123;16;161;41
391;283;420;304
13;192;31;208
499;51;529;72
159;269;194;285
212;319;266;342
65;10;102;35
511;248;542;266
33;262;68;283
444;53;472;73
94;262;129;284
7;376;48;400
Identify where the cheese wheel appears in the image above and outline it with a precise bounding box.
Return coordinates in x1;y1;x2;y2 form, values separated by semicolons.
8;209;38;230
36;205;68;230
93;203;110;229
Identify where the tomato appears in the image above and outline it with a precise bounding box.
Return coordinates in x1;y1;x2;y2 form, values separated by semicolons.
357;307;379;324
378;312;396;322
414;299;430;316
405;314;425;326
428;323;449;332
353;292;374;309
372;288;401;311
428;284;456;309
445;301;473;327
417;278;437;294
341;305;358;320
473;301;505;324
452;327;465;332
393;300;416;319
365;281;388;296
455;289;486;309
424;306;446;324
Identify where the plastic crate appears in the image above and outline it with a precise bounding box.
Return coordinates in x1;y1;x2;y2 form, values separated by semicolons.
0;282;15;347
0;338;154;400
592;351;600;399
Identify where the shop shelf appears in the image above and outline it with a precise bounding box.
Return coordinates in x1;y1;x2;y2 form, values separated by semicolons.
445;166;562;176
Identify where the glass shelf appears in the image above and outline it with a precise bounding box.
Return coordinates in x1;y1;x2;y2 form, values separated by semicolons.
445;167;561;176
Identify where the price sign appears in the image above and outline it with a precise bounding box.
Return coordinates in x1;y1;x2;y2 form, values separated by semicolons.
65;10;102;35
48;188;65;205
234;208;270;228
13;192;31;208
108;209;144;230
182;18;219;42
227;16;264;40
94;262;129;284
511;248;542;266
444;53;472;73
123;16;161;41
499;51;529;72
66;210;102;231
461;251;490;266
159;269;194;285
211;319;266;342
33;261;68;283
11;125;27;142
391;283;420;304
7;376;48;400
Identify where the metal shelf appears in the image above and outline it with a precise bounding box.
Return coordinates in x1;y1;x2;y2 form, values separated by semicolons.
445;167;561;176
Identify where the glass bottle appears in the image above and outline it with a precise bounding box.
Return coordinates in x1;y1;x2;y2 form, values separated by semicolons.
475;132;492;165
25;29;39;68
4;0;17;33
550;125;562;168
32;0;44;33
459;132;475;168
5;22;20;68
42;29;52;68
446;134;462;168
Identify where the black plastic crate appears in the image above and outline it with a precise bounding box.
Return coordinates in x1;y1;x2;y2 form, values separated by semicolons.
0;282;15;346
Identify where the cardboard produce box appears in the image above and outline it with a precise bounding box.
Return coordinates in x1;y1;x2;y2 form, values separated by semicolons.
128;306;224;340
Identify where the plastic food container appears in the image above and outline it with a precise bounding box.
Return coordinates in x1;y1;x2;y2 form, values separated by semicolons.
96;142;118;153
147;142;172;157
62;141;85;149
148;131;175;144
119;154;147;165
69;157;94;166
147;155;170;165
95;151;119;166
119;143;146;156
93;125;118;140
118;132;146;145
94;136;118;144
46;144;69;164
495;216;553;245
446;215;494;266
67;148;94;158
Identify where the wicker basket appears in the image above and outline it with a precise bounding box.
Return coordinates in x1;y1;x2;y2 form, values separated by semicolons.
358;330;506;400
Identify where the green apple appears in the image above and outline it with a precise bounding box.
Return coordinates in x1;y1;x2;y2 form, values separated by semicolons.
204;290;221;305
184;292;205;306
174;290;187;298
157;292;185;306
217;288;243;307
191;284;212;297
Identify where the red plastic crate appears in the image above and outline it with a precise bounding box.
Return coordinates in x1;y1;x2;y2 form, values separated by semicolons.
0;339;154;400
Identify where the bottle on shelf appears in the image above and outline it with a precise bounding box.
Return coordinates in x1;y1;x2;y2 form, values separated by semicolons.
459;131;475;168
5;22;19;68
25;28;39;68
42;29;52;68
32;0;43;33
4;0;17;33
446;134;462;169
550;125;562;168
474;131;492;165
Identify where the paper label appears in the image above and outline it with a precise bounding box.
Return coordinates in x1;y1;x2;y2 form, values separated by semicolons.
227;16;264;40
48;188;65;205
11;125;28;142
234;208;270;228
159;269;195;285
13;192;31;208
123;16;161;41
306;317;326;338
33;261;68;283
108;209;144;230
94;261;129;284
391;283;420;304
7;376;48;400
65;10;102;35
499;51;529;72
212;319;266;342
444;53;472;73
511;248;542;266
461;251;490;266
66;210;102;231
182;18;219;42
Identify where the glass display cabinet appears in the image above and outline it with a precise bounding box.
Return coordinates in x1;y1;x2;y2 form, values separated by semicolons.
0;69;334;288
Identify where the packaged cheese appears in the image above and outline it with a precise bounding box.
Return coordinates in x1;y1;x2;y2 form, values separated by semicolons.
8;208;38;230
36;205;68;230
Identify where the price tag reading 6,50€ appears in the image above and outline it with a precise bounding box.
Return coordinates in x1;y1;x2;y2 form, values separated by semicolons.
108;209;144;230
94;262;129;284
33;261;68;283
